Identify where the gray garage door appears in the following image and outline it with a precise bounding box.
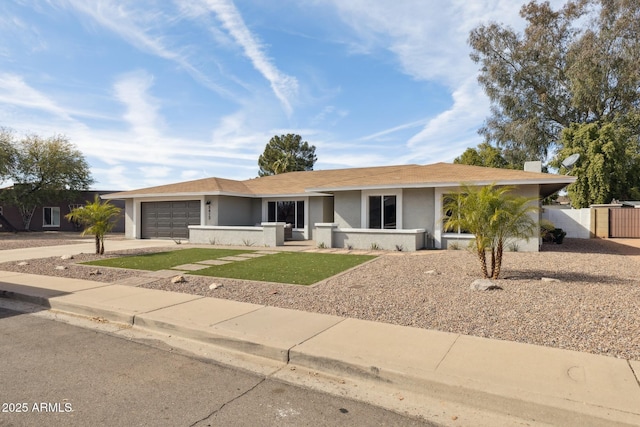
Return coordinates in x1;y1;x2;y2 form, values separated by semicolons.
141;201;201;239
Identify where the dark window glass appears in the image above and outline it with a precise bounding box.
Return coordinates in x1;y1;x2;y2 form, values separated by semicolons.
268;201;276;222
369;196;382;229
268;200;305;228
278;201;295;225
296;201;304;228
383;196;396;229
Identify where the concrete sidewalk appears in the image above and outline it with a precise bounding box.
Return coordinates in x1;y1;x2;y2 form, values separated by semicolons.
0;272;639;426
0;239;174;263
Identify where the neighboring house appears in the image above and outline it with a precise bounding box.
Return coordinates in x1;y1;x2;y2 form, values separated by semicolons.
103;162;575;252
0;190;125;233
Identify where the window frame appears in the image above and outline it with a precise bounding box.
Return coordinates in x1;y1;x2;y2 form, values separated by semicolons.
264;198;306;229
441;192;472;236
43;206;61;228
361;189;402;230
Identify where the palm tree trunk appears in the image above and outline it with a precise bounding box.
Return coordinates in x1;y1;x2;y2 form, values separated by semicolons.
476;246;489;278
94;234;100;255
99;235;105;255
490;247;496;279
492;241;504;279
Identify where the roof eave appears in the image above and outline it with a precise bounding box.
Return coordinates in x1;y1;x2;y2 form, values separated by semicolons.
306;177;577;193
102;190;254;199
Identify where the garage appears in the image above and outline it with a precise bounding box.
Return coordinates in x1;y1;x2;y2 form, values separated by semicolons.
141;201;201;239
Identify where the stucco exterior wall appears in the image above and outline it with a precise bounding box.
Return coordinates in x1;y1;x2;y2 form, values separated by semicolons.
250;199;262;225
217;196;254;226
403;188;434;231
334;191;361;228
517;184;541;252
188;223;284;247
308;196;333;240
204;196;217;226
333;228;426;251
124;198;134;238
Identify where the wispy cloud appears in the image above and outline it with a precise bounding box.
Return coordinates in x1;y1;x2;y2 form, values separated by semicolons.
320;0;566;160
199;0;299;115
0;73;74;122
359;118;430;142
55;0;234;98
113;70;162;138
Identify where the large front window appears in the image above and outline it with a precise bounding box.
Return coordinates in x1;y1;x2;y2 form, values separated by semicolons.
267;201;304;228
442;194;469;234
369;195;396;229
43;207;60;227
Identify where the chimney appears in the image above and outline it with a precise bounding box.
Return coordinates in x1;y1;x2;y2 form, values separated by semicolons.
524;161;542;173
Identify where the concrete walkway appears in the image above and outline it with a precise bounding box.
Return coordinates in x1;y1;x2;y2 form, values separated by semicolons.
0;269;638;426
0;239;173;263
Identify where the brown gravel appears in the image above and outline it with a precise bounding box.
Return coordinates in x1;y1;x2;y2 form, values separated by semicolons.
1;237;639;361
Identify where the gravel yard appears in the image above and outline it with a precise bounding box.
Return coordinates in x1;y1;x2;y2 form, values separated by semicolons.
1;236;639;361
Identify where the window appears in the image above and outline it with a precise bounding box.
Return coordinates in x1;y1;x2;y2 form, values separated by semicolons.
368;195;396;229
442;194;469;234
43;207;60;227
267;201;305;228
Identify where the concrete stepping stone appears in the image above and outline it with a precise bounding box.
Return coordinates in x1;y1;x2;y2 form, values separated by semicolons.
239;253;267;258
255;251;279;255
218;256;251;262
196;259;232;266
171;263;211;271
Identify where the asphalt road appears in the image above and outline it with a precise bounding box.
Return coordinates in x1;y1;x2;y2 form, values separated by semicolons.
0;306;435;427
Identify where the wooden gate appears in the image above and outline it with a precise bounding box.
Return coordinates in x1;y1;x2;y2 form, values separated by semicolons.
609;208;640;238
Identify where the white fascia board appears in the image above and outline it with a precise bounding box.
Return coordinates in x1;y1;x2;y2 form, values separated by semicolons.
305;177;576;192
255;192;327;198
101;190;253;200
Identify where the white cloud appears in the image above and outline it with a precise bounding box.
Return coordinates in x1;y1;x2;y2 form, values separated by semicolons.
54;0;234;98
199;0;299;115
319;0;567;163
0;73;74;121
113;71;162;138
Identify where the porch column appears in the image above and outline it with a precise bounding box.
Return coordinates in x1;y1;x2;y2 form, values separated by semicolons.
315;223;337;249
262;222;285;247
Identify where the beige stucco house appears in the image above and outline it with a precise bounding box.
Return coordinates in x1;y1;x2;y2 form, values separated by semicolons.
103;162;575;252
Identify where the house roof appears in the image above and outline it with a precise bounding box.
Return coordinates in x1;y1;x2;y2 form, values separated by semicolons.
103;162;575;200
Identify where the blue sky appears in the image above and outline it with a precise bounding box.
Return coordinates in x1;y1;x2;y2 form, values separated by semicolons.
0;0;565;190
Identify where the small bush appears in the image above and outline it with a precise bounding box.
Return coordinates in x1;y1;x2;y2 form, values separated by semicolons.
508;242;519;252
540;219;556;243
552;228;566;244
448;241;461;250
395;244;404;252
370;243;381;250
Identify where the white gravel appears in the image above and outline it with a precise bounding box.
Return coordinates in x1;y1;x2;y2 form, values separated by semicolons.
1;237;639;361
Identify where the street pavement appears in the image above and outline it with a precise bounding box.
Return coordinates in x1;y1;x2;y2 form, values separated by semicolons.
0;306;434;427
1;241;639;426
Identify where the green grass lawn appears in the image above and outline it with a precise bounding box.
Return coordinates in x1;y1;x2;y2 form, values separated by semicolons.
84;248;253;271
83;249;376;285
192;252;376;285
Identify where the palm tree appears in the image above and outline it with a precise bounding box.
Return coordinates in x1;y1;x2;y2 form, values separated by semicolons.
443;183;538;279
65;195;121;255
